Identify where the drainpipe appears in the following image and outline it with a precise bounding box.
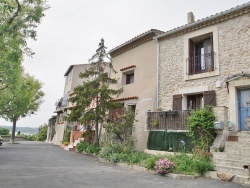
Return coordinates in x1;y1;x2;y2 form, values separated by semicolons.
156;41;160;110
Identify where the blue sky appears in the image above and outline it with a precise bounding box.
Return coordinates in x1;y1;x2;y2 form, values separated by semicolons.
1;0;249;127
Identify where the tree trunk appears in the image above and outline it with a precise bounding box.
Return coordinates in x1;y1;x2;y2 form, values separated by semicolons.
94;118;99;146
10;117;17;144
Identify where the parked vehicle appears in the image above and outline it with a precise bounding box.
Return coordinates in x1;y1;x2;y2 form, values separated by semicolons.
0;136;3;146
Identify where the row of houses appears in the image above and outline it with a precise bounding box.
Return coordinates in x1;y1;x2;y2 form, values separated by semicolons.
46;3;250;181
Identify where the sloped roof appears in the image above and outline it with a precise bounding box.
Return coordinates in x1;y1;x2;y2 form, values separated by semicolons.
64;64;90;77
109;29;164;57
156;1;250;41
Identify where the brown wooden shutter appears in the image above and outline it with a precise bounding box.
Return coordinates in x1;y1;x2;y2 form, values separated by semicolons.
210;33;214;71
204;90;216;106
173;94;182;110
189;39;194;75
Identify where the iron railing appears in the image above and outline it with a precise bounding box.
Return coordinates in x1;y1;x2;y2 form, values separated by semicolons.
147;110;191;130
186;52;215;75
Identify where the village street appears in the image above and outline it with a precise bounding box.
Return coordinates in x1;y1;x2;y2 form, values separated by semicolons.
0;142;244;188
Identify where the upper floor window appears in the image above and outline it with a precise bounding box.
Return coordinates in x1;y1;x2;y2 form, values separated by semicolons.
126;73;134;84
122;69;135;85
187;33;214;75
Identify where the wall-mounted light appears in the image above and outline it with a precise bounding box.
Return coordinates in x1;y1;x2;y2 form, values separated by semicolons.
216;80;221;88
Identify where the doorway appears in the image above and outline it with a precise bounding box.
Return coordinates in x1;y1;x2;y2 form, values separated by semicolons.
238;88;250;130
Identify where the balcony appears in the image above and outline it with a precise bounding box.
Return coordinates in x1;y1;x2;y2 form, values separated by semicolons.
186;52;215;75
147;110;191;130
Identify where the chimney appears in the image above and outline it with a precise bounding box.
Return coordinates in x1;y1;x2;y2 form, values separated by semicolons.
187;12;195;24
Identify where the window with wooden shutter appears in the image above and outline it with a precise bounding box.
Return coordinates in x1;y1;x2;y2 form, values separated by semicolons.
204;90;216;106
173;94;182;110
187;33;214;75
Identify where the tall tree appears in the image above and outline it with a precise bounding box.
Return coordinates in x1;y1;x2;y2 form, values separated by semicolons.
0;0;49;101
66;39;123;146
0;0;48;141
0;73;44;143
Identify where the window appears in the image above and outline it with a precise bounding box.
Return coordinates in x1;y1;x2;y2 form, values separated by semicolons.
122;70;135;85
128;104;136;113
187;94;204;110
187;33;214;75
173;90;216;110
126;73;134;84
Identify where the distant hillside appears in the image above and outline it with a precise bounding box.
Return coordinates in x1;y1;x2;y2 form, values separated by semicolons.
0;125;39;135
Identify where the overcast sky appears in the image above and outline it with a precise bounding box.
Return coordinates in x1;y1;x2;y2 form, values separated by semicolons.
1;0;249;128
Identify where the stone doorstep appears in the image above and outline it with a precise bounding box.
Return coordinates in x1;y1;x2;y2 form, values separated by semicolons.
213;158;249;168
212;152;250;161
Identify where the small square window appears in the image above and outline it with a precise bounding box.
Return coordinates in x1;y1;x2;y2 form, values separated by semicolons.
126;73;134;84
122;70;135;85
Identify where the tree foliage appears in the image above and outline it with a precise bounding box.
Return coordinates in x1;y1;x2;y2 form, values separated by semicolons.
0;0;48;143
187;106;216;150
104;108;135;143
66;39;123;146
0;127;10;135
36;124;48;141
0;73;44;143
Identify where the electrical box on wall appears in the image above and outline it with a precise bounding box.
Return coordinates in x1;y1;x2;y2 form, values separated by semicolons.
214;121;224;130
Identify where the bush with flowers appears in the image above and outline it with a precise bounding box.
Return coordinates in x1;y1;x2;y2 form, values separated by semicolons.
154;158;174;175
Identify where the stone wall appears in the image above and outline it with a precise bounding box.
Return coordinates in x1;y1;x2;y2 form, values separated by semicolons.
158;14;250;127
1;136;31;142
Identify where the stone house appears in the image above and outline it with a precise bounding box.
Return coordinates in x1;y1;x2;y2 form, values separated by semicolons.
52;64;90;145
109;29;164;150
154;2;250;184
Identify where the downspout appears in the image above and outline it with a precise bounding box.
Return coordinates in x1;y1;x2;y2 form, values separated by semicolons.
156;41;160;110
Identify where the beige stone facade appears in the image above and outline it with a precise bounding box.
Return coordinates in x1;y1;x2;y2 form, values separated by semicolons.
156;4;250;137
51;64;90;145
109;29;163;150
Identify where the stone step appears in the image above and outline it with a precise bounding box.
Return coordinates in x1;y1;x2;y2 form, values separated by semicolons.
215;164;249;176
225;141;250;148
64;144;75;151
229;131;250;137
224;146;250;154
213;152;250;161
213;158;249;168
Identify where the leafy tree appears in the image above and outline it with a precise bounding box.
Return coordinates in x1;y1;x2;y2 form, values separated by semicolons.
0;73;44;143
187;106;216;150
66;39;123;146
0;127;10;135
0;0;49;112
36;124;48;141
0;0;48;143
0;0;49;55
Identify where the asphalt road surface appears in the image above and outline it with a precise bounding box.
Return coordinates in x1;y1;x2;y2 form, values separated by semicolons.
0;142;244;188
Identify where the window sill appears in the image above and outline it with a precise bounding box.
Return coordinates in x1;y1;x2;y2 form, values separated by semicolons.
184;69;219;81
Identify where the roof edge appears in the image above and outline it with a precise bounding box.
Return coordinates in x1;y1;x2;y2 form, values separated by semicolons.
156;2;250;40
109;29;164;56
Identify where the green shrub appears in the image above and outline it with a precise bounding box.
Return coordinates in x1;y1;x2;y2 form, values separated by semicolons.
187;106;216;150
20;133;36;141
36;125;48;141
144;155;163;170
76;141;101;155
168;154;196;175
194;159;214;175
0;127;10;135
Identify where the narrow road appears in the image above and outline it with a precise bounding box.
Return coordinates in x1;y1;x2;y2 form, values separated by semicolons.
0;142;244;188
